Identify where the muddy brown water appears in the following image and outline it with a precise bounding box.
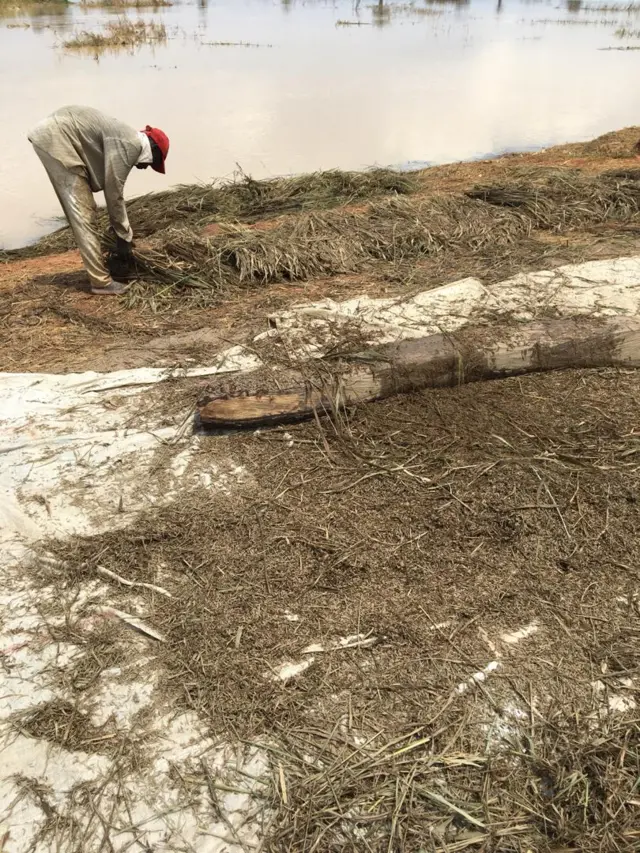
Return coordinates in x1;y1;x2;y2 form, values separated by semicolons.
2;0;640;250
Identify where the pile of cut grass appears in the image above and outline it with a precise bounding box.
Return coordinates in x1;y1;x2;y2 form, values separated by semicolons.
466;168;640;229
2;168;417;261
121;169;640;306
8;167;640;310
122;191;530;306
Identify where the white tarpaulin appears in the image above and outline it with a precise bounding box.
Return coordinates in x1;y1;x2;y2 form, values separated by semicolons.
265;256;640;357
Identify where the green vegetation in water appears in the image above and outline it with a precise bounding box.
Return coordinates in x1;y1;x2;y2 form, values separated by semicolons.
528;17;617;25
0;0;69;23
62;17;167;50
369;2;442;15
0;0;68;4
0;0;68;14
201;40;273;47
79;0;172;8
586;2;640;11
615;24;640;35
336;2;442;27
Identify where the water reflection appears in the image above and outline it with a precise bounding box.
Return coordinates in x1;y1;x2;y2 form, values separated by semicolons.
0;1;72;24
2;0;640;248
369;0;470;27
371;0;391;27
424;0;471;6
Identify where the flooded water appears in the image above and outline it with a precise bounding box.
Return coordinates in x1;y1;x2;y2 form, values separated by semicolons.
2;0;640;248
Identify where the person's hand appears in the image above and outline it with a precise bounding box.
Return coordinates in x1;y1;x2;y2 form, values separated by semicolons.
116;236;134;261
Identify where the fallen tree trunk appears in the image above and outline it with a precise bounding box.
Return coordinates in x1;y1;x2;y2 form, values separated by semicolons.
197;316;640;428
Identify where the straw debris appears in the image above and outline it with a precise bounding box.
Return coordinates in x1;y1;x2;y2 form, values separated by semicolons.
264;705;640;852
13;699;128;758
38;366;640;850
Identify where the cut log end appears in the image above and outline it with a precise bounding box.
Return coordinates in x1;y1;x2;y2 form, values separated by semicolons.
198;390;332;428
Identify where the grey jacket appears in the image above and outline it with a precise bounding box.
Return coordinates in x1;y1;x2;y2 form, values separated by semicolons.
29;105;142;241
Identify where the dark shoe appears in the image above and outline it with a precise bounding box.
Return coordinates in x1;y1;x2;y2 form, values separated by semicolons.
91;280;128;296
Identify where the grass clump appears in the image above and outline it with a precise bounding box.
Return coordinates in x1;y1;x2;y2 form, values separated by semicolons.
466;169;640;228
202;40;272;47
13;700;122;757
370;2;442;16
83;0;170;6
79;0;171;7
62;17;167;51
0;0;68;4
588;2;640;10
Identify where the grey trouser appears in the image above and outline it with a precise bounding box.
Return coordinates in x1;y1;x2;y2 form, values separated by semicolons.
32;145;111;288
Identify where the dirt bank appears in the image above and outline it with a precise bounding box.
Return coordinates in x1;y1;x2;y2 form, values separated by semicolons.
3;127;640;373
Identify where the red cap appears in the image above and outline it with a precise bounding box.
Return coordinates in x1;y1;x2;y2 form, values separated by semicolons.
143;125;169;174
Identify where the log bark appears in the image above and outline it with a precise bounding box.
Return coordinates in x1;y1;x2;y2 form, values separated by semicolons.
197;317;640;428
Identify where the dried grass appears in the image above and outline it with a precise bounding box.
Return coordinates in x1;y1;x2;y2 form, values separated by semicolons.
616;24;640;35
264;705;640;852
118;169;640;307
12;699;127;758
80;0;171;8
9;169;640;311
39;368;640;850
466;168;640;229
588;2;640;11
2;168;418;261
61;17;167;50
122;192;531;307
